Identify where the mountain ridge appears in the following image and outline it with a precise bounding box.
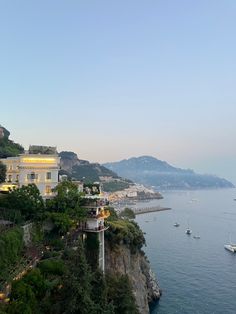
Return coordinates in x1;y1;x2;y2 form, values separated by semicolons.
104;156;234;190
59;151;132;192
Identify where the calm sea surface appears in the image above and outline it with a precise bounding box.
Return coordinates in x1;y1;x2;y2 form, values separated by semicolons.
134;188;236;314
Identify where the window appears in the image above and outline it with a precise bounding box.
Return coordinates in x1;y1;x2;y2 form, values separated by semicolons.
8;175;12;182
27;172;38;180
46;172;51;180
46;186;51;194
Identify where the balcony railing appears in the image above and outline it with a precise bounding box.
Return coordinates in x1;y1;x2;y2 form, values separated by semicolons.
87;210;110;219
81;199;109;207
77;225;109;233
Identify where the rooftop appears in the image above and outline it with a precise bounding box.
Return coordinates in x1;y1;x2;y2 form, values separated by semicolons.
28;145;57;155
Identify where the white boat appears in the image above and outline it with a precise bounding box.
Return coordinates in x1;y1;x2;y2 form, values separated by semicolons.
193;235;200;239
224;244;236;253
174;222;180;227
186;228;192;235
224;234;236;252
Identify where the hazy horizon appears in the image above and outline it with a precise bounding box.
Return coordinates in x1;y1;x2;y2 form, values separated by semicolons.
1;1;236;184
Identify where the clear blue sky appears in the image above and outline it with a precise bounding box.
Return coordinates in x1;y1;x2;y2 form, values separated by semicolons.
1;0;236;183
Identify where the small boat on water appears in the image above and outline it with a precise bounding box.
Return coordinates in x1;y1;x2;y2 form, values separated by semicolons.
174;222;180;227
224;234;236;252
193;235;200;239
224;244;236;253
186;228;192;235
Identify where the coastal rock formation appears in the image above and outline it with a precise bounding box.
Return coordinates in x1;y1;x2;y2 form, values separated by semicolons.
105;242;161;314
59;151;80;172
0;125;24;158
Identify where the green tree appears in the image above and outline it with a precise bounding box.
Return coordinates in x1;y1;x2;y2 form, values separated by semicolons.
46;181;80;213
7;301;32;314
107;207;118;221
0;161;6;183
91;270;114;314
38;259;66;276
23;269;47;299
106;219;145;252
47;212;73;235
119;208;135;219
66;205;87;222
106;274;139;314
0;184;45;221
0;227;23;283
10;280;37;313
60;239;97;314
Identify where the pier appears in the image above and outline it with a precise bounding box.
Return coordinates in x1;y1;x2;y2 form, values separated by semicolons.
133;206;171;215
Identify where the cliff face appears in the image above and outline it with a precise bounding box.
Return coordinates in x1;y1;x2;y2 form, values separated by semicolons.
59;151;80;172
105;242;161;314
0;125;24;158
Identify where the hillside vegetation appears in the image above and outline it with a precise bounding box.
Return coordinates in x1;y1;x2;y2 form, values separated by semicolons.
0;125;24;158
59;151;133;192
0;182;140;314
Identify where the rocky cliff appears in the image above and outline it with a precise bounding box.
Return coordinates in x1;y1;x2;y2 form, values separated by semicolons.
105;242;161;314
0;125;24;158
59;151;80;172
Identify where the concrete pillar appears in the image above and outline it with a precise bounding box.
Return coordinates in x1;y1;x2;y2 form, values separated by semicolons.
98;230;105;272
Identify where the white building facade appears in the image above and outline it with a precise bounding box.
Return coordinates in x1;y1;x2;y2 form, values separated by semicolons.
0;152;60;198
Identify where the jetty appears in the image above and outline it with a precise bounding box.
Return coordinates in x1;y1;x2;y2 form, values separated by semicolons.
133;206;171;215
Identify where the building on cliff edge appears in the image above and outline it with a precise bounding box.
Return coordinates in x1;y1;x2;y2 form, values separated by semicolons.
0;145;60;199
77;183;110;271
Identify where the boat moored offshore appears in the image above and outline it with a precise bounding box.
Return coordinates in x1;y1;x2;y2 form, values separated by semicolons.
186;228;192;235
224;244;236;253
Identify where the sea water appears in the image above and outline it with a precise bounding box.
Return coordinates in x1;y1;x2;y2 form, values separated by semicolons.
135;188;236;314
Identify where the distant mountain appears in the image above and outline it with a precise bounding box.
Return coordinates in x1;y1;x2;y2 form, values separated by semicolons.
104;156;234;190
59;151;132;191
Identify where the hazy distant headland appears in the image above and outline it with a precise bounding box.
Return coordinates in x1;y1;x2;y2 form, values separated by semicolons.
1;124;233;191
104;156;234;190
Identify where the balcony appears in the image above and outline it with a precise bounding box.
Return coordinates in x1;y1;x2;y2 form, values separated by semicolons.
87;209;110;219
78;225;109;233
81;199;109;208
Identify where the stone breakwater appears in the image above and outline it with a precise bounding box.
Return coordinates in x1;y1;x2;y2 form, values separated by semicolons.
133;206;171;215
